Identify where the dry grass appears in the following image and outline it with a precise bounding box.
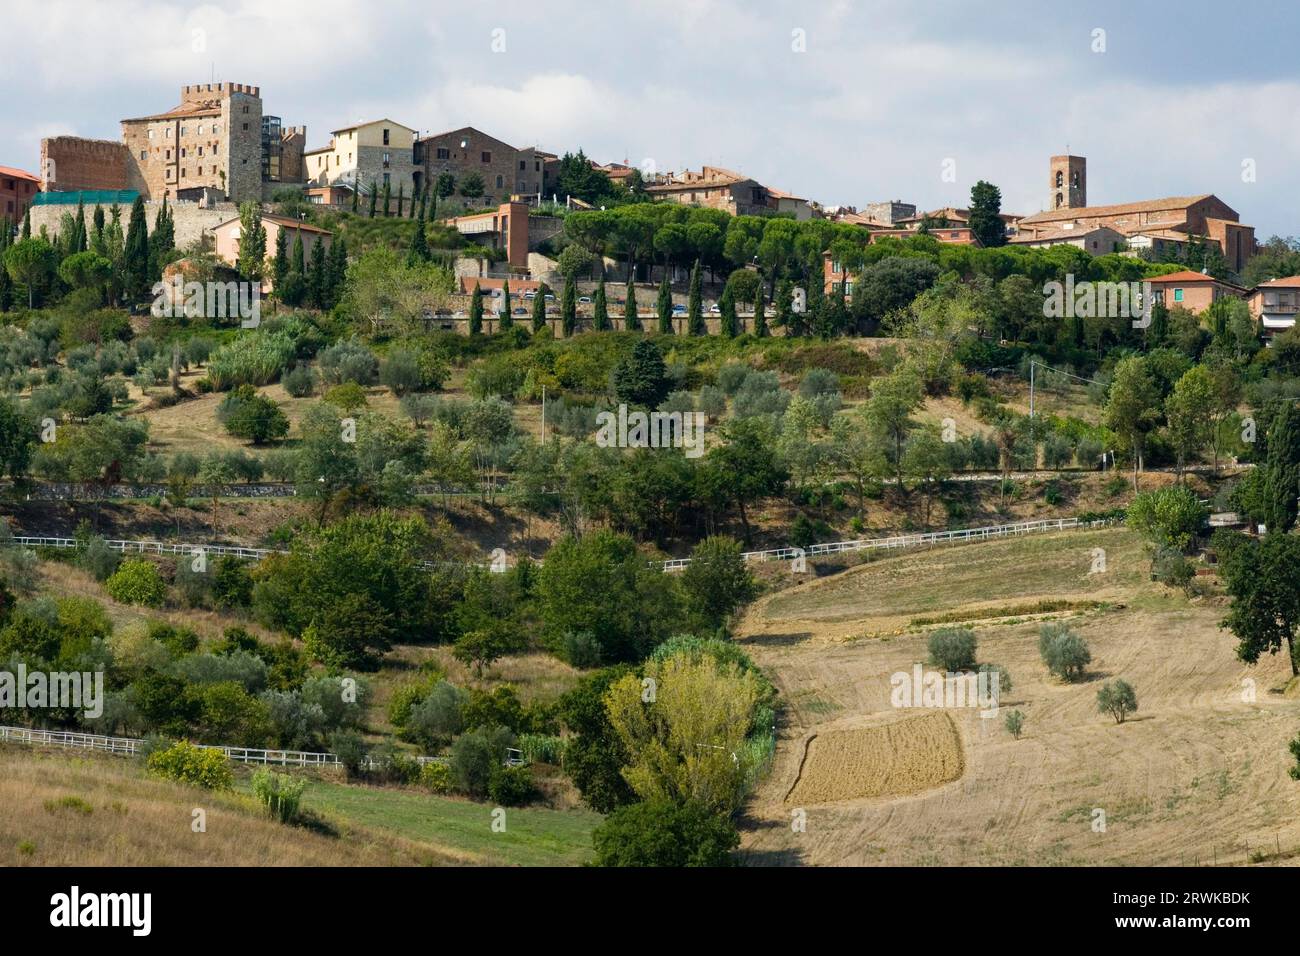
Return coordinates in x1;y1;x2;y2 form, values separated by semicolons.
785;712;964;805
737;528;1300;866
0;747;455;866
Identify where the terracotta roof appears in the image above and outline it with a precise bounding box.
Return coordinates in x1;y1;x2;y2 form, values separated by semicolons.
1019;195;1217;225
1252;275;1300;289
123;100;223;123
212;214;333;235
1144;270;1224;284
330;118;415;135
767;187;807;202
0;165;39;183
1009;225;1124;244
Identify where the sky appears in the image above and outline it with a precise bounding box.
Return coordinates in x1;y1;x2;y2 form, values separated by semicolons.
4;0;1299;236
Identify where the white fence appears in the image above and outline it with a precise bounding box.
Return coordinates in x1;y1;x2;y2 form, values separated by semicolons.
659;517;1111;571
0;724;445;768
15;516;1115;576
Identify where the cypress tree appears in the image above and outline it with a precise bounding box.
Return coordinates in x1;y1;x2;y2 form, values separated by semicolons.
122;196;149;301
531;282;547;332
73;197;88;253
368;180;377;219
469;284;483;335
91;205;105;253
561;275;576;337
499;279;513;331
326;237;347;308
21;208;31;239
593;275;609;330
719;283;737;337
308;237;328;309
657;274;673;334
382;181;391;217
351;181;359;213
624;276;639;331
754;286;768;337
0;219;12;311
396;182;405;218
687;259;705;335
291;231;305;276
407;207;428;265
273;227;289;287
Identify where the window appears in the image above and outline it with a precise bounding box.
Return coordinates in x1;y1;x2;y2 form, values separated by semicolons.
383;152;390;165
481;151;491;163
147;129;154;140
165;149;171;160
242;123;249;131
496;175;503;188
519;160;525;170
213;124;220;133
181;168;186;178
180;126;186;135
383;172;390;185
382;128;390;145
1055;171;1063;187
242;105;249;114
1174;288;1184;302
437;147;449;160
832;260;842;273
198;146;204;156
139;151;146;160
181;148;186;157
535;161;540;171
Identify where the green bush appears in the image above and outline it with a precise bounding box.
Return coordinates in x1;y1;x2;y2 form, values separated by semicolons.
146;741;233;790
927;627;977;672
450;725;515;799
251;768;306;823
592;798;738;867
1039;622;1091;682
419;761;453;794
105;559;168;608
488;764;536;806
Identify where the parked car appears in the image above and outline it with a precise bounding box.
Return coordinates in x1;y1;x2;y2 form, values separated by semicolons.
708;303;720;314
513;307;528;315
672;304;687;314
523;290;536;299
578;295;592;304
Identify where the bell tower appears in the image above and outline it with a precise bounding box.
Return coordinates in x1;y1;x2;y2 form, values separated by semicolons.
1049;155;1086;210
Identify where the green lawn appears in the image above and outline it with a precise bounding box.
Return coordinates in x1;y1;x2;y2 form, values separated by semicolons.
289;778;601;867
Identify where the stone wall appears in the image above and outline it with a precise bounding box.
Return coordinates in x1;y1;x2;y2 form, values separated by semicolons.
28;199;238;250
40;137;132;192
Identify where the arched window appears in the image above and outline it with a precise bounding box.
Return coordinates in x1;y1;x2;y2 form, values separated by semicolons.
1072;171;1080;188
1055;192;1064;208
1055;171;1064;187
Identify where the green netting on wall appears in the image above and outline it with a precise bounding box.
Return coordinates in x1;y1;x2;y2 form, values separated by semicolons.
32;190;140;206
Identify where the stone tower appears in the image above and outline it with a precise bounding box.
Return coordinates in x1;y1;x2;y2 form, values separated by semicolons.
1049;155;1086;210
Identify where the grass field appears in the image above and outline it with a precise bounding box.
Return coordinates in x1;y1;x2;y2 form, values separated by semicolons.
284;778;600;867
737;526;1300;866
0;746;599;867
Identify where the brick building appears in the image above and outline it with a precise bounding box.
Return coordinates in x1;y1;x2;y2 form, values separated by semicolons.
41;82;301;205
1144;270;1246;315
1;166;40;222
1017;156;1257;272
415;126;544;206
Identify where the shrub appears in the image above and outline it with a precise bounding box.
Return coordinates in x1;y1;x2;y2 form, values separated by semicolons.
1127;485;1207;553
1151;545;1195;590
488;764;536;806
559;630;602;669
323;381;368;411
419;760;453;793
405;681;467;750
592;798;738;867
450;725;515;798
281;364;317;398
927;627;977;672
1004;709;1024;739
1096;679;1138;724
105;559;167;607
251;768;306;823
206;329;298;390
78;536;121;582
318;339;379;386
1039;622;1091;682
518;733;566;765
146;741;233;790
328;731;366;779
